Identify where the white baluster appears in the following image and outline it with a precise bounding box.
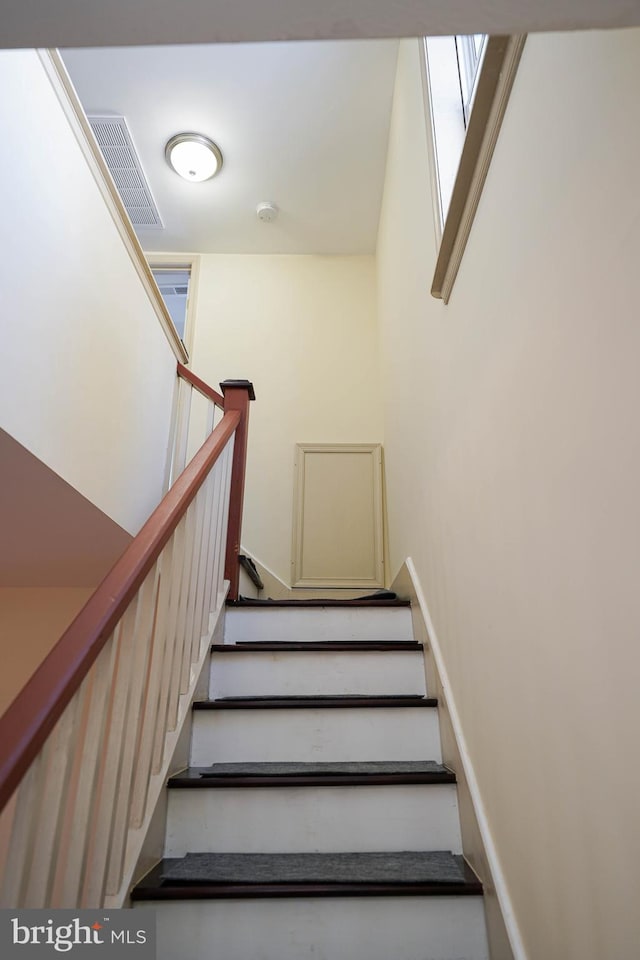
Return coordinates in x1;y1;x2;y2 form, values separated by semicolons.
1;753;44;907
183;468;216;691
51;635;118;908
168;486;207;729
200;455;225;637
105;570;160;898
214;438;235;606
0;792;16;902
81;602;139;907
23;695;82;906
152;512;191;773
130;535;178;828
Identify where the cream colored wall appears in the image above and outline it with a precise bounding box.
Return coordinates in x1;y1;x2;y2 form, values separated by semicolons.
377;31;640;960
0;50;176;536
0;588;94;716
190;255;383;584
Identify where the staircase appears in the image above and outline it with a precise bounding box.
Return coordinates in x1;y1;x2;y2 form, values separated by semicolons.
131;599;490;960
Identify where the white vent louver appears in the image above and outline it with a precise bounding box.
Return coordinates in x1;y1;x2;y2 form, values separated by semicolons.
88;115;163;229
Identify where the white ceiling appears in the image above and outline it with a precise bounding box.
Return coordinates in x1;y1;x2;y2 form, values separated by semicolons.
62;41;400;254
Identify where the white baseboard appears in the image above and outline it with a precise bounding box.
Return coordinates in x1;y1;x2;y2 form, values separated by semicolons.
401;558;528;960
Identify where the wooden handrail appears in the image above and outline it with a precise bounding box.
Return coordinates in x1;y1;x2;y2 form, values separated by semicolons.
0;408;240;813
177;362;225;408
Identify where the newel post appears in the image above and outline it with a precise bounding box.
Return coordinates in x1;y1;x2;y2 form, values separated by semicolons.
221;379;256;601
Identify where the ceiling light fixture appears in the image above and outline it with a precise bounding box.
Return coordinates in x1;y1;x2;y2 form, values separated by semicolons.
165;133;223;182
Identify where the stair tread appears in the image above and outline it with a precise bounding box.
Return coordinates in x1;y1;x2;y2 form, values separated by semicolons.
211;641;423;652
227;598;411;609
168;761;455;788
132;851;482;900
194;695;437;710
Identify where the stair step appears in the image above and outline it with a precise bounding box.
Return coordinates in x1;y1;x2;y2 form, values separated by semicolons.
225;605;414;643
138;599;489;959
132;896;489;960
164;779;462;856
169;760;455;787
227;598;411;608
211;641;422;651
191;702;441;764
194;695;436;709
209;647;427;698
133;850;482;897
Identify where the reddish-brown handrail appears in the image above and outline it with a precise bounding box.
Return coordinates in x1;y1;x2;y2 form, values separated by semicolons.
0;409;240;813
177;362;225;408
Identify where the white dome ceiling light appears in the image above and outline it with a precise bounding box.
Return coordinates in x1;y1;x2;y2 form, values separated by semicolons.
165;133;223;182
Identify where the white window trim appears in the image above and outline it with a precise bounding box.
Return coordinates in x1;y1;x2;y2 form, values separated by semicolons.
146;253;201;360
420;34;527;303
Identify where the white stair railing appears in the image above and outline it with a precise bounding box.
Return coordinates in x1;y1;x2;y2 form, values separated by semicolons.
0;371;254;908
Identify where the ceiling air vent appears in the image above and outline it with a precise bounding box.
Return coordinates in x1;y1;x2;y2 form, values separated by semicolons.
88;115;163;229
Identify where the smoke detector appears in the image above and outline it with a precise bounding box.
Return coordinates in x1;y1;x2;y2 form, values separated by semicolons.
256;202;278;223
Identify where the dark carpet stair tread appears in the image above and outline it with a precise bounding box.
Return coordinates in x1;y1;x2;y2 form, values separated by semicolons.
168;761;455;788
131;852;482;900
194;695;437;710
210;641;423;652
226;596;409;608
162;850;469;885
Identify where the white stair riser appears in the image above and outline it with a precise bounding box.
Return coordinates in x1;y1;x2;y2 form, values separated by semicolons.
225;607;414;643
210;651;426;698
191;707;442;765
165;784;462;856
141;896;489;960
